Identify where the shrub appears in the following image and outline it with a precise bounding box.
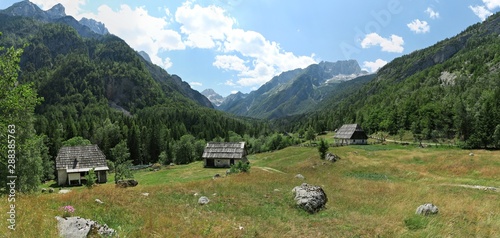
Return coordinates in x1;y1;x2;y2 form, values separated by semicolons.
404;215;429;230
229;161;251;174
85;168;96;189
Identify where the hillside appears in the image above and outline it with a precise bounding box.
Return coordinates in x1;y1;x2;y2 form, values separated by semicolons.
0;2;266;167
0;1;212;109
1;142;498;237
219;60;370;119
294;13;500;148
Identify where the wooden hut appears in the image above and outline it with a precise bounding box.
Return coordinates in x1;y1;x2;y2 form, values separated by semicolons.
202;142;248;168
334;124;368;145
56;145;109;186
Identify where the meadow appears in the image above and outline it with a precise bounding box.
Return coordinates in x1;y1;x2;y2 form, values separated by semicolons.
1;140;499;237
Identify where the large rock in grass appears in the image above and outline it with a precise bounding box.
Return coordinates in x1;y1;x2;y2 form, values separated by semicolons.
292;183;328;213
115;179;138;188
55;216;116;238
415;203;439;216
325;153;340;162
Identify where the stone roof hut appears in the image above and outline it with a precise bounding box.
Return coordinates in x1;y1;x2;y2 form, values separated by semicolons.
56;145;109;186
202;142;248;168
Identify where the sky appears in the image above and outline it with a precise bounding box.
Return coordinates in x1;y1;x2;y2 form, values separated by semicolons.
1;0;499;96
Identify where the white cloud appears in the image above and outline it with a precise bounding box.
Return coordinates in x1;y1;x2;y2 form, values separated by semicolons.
469;5;493;21
80;4;184;69
361;33;404;53
363;59;387;73
407;19;430;34
483;0;500;10
425;7;440;19
230;90;239;94
174;2;316;88
469;0;500;21
213;55;249;72
30;0;86;16
225;80;236;86
190;82;203;87
175;2;234;49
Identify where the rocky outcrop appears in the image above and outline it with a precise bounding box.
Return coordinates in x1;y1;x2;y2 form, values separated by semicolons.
116;179;139;188
292;183;328;213
56;216;116;238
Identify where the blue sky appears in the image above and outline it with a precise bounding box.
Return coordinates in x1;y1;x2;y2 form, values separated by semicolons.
1;0;499;96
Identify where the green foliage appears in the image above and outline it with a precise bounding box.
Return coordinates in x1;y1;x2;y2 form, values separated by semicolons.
85;168;96;189
106;160;115;173
404;215;429;230
0;33;44;193
62;136;91;146
229;161;251;174
112;140;133;182
305;126;316;141
318;139;328;159
174;135;196;164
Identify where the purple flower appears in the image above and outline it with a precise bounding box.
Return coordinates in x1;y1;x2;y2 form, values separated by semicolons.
60;205;75;217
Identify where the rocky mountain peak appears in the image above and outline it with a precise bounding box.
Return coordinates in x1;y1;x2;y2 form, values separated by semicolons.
79;17;110;35
46;3;66;19
201;89;225;107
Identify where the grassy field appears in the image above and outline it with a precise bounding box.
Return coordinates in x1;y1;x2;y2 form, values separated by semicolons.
1;142;499;237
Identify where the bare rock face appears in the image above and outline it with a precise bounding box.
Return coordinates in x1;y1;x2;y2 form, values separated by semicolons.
416;203;439;216
292;183;328;213
55;216;116;238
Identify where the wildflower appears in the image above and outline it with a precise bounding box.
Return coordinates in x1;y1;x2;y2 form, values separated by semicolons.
60;205;75;218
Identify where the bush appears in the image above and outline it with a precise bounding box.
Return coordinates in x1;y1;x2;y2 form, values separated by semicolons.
229;161;251;174
85;169;96;189
404;215;429;230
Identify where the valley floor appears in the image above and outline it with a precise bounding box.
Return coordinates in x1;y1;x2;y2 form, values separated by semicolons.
1;143;499;237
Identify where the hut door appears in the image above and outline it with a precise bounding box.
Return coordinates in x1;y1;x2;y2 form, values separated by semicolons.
230;159;234;165
206;159;215;167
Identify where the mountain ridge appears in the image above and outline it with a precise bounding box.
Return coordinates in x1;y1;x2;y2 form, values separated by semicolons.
218;59;369;119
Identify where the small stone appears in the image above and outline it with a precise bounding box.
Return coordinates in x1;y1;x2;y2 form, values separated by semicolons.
198;196;210;205
95;199;104;204
416;203;439;216
141;193;149;196
469;153;474;156
295;174;305;180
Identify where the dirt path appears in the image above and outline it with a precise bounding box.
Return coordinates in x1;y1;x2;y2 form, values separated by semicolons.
255;166;286;174
442;184;498;192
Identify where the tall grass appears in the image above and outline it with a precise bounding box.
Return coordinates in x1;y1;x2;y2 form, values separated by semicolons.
1;144;499;237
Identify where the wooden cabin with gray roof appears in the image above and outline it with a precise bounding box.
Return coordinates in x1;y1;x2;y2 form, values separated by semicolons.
202;142;248;168
56;145;109;186
334;124;368;145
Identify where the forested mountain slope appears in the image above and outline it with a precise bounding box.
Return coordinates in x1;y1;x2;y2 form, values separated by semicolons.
0;4;266;169
296;13;500;148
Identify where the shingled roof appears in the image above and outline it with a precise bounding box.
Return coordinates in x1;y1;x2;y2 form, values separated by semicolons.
56;145;108;172
334;124;368;140
202;142;246;159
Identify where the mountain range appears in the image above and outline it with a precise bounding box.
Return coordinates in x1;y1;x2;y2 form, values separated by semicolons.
1;1;500;149
211;60;370;119
0;0;212;110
